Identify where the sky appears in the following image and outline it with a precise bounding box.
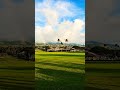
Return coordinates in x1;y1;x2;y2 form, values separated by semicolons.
35;0;85;44
86;0;120;44
0;0;34;41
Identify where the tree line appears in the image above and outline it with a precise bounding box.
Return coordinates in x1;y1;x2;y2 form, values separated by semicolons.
0;46;34;61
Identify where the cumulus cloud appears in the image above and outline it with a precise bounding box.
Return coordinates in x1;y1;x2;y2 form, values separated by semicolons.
35;0;85;44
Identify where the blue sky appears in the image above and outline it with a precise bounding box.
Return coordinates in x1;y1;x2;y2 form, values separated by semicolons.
35;0;85;9
35;0;85;26
35;0;85;44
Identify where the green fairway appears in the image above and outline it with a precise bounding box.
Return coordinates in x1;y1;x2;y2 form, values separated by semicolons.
86;63;120;90
35;50;85;90
0;56;34;90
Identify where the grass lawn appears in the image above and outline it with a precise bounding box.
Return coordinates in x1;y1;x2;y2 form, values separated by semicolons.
35;50;85;90
86;63;120;90
0;56;34;90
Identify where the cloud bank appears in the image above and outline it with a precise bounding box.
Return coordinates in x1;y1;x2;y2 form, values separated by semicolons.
0;0;35;41
35;0;85;44
0;0;34;41
86;0;120;44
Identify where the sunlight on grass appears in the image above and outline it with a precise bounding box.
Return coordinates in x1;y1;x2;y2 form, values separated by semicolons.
35;50;85;90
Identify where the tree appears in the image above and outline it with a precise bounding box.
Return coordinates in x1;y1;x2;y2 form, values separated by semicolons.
61;42;63;45
65;39;68;52
104;44;107;47
58;39;60;42
65;39;68;42
115;44;119;47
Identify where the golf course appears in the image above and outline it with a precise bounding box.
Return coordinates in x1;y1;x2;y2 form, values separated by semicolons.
86;63;120;90
35;50;85;90
1;50;120;90
0;56;34;90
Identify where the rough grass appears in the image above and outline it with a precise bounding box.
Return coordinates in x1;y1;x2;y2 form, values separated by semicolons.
35;50;85;90
86;63;120;90
0;56;34;90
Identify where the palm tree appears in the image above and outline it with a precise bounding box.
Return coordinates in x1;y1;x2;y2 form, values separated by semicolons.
65;39;68;43
57;39;61;51
65;39;68;52
58;39;63;45
58;39;60;42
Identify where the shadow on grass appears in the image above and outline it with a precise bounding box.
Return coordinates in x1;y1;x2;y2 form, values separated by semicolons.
0;83;34;90
85;86;108;90
36;54;84;57
36;67;84;76
0;77;34;82
0;77;34;90
86;63;120;90
85;79;120;90
0;67;34;70
0;73;35;90
36;62;85;70
36;67;85;90
86;68;120;73
0;57;35;90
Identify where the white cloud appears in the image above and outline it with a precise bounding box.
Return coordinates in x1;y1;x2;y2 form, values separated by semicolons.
36;19;85;44
35;0;85;44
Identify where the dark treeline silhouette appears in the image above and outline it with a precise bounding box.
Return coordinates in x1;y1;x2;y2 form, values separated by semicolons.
86;45;120;61
0;45;35;61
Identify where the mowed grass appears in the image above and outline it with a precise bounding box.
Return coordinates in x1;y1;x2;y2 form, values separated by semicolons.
35;50;85;90
0;56;34;90
86;63;120;90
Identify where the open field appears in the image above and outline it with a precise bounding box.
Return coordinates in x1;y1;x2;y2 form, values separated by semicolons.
35;50;85;90
0;56;34;90
86;63;120;90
